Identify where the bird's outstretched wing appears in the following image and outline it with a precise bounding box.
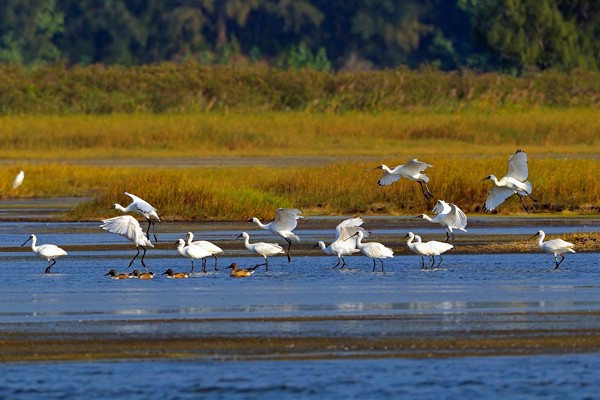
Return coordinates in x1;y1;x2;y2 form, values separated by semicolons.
124;192;157;213
100;215;153;247
432;199;451;215
403;159;432;176
335;217;369;242
506;150;528;181
377;171;401;186
448;204;468;231
484;186;515;211
273;208;303;231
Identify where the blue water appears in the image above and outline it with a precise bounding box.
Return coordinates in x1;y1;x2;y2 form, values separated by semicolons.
1;355;599;399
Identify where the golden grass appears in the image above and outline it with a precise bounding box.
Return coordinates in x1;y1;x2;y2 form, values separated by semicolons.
0;109;598;160
2;156;598;220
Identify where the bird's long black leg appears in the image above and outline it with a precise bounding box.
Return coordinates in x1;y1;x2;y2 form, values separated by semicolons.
285;239;292;263
202;258;207;273
556;254;565;269
420;256;425;269
380;259;385;273
140;246;148;268
213;255;219;271
129;247;141;268
265;257;270;271
341;256;346;269
429;256;435;269
424;182;434;199
190;260;195;273
418;181;430;201
151;220;158;243
518;195;529;213
445;231;450;242
525;191;538;204
437;255;443;268
332;257;341;269
45;259;56;274
372;259;377;272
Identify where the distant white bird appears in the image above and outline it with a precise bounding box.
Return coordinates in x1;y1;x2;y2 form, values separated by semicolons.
414;234;454;268
21;234;67;273
176;239;213;273
483;149;537;212
236;232;285;271
112;192;161;243
375;159;433;200
250;208;302;262
347;231;394;272
314;217;367;269
185;232;223;271
100;215;154;269
417;200;468;242
12;170;25;190
531;230;575;269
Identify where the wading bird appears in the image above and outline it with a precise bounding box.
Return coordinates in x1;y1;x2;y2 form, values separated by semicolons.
226;263;260;278
236;232;285;271
100;215;154;269
250;208;302;262
416;200;468;242
185;232;223;271
112;192;161;243
483;149;536;212
104;269;129;279
12;170;24;190
374;159;433;200
347;231;393;272
162;268;189;279
404;232;434;269
175;239;213;273
531;230;575;269
414;234;454;269
21;234;67;273
314;217;367;269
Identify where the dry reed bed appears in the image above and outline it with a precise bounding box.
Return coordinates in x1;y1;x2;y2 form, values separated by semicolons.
1;157;598;220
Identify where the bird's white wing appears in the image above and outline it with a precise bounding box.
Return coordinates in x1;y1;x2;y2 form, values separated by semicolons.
506;150;528;181
254;242;284;255
432;200;451;215
378;171;401;186
448;204;468;230
124;192;156;213
335;217;369;241
100;215;153;247
12;171;24;189
272;208;302;231
402;159;432;175
484;186;515;211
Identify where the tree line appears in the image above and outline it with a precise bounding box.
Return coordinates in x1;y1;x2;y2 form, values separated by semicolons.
0;0;598;73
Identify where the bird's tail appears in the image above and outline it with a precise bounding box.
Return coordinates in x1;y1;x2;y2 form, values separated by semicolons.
419;174;430;183
522;181;533;195
568;248;576;253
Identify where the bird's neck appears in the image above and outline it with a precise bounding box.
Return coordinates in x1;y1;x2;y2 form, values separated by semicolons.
253;218;269;229
113;204;128;212
422;215;433;222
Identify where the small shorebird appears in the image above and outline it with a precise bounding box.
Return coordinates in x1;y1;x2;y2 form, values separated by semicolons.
161;268;189;279
531;230;575;269
226;263;259;278
21;234;67;273
112;192;161;242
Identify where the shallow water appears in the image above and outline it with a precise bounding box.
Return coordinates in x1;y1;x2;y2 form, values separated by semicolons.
2;355;600;399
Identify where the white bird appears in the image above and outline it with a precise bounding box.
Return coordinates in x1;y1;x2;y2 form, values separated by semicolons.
531;230;575;269
112;192;161;243
12;170;25;190
347;231;394;272
21;234;67;273
414;234;454;269
250;208;302;262
236;232;285;271
185;232;223;271
100;215;154;269
417;200;468;242
404;232;434;269
374;159;433;200
314;217;367;269
175;239;213;273
483;149;537;212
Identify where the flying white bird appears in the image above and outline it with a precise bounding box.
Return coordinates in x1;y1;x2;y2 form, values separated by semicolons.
12;170;25;190
347;231;394;272
112;192;161;243
250;208;302;262
175;239;213;273
21;234;67;273
374;159;433;200
185;232;223;271
100;215;154;269
236;232;285;271
414;234;454;269
483;149;537;212
531;230;575;269
314;217;367;269
417;200;468;242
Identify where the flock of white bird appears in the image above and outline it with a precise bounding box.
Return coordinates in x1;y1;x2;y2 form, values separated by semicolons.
16;149;577;275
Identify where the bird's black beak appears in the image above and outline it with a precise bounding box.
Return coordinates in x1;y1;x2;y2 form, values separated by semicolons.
104;270;112;276
529;232;540;239
161;270;168;275
21;237;31;246
403;234;409;238
247;218;253;222
481;176;490;182
312;243;320;248
344;232;359;242
234;234;243;240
